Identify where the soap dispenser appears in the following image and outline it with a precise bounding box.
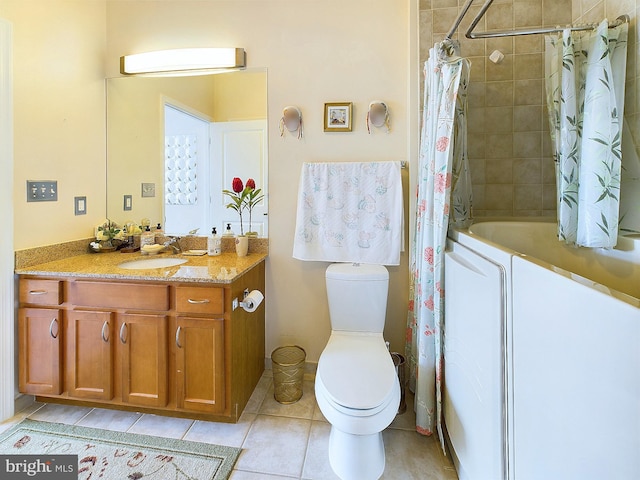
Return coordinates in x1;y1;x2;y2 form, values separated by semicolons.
141;225;155;247
223;223;234;237
208;227;222;256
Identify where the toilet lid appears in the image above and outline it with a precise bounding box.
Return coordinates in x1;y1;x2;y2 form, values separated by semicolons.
317;333;397;410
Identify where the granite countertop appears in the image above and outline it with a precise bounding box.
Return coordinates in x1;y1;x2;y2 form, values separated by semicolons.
15;251;268;284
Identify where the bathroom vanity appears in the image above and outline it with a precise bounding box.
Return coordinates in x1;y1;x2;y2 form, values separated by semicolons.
16;252;266;423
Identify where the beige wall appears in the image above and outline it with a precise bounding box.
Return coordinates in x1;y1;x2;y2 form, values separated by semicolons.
106;0;412;362
1;0;107;249
213;69;267;123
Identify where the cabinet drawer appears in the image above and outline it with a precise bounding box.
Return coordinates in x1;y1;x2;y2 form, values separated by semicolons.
19;279;63;306
71;281;170;311
176;286;224;315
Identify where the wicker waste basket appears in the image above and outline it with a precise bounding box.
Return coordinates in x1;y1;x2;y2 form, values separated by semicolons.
391;352;407;415
271;346;306;404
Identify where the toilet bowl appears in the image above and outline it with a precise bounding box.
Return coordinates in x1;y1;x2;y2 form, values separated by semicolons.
315;263;400;480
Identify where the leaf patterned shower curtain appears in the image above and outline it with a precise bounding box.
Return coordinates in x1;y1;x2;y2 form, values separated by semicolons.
406;42;471;446
545;20;628;248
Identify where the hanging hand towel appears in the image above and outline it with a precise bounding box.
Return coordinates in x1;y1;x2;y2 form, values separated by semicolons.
293;161;403;266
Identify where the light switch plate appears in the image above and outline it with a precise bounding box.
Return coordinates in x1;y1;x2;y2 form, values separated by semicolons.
141;183;155;198
74;196;87;215
27;180;57;202
123;195;132;211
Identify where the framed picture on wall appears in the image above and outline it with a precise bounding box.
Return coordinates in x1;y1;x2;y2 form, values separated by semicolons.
324;102;353;132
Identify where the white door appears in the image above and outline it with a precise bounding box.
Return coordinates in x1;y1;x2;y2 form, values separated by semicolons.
164;104;211;235
210;120;268;236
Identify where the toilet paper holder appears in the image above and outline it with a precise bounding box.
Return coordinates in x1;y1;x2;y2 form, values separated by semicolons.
238;288;264;312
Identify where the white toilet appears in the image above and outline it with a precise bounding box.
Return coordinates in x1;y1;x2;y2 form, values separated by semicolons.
315;263;401;480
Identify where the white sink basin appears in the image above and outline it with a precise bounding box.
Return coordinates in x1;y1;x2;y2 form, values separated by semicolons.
118;258;188;270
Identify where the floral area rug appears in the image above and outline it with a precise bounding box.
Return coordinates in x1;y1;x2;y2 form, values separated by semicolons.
0;419;240;479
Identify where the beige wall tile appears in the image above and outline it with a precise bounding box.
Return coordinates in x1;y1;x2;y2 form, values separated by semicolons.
515;184;543;209
515;1;543;27
470;159;486;184
468;106;487;133
543;184;558;209
514;131;542;157
581;1;605;23
433;7;461;33
468;133;487;158
515;35;543;54
543;0;573;25
486;81;514;106
514;105;543;131
487;158;514;183
486;106;514;133
468;82;487;107
514;53;543;79
486;54;514;81
472;184;486;209
515;79;544;105
432;0;458;8
487;4;514;30
487;37;515;55
542;157;556;184
487;133;514;158
469;56;487;81
513;158;542;184
485;184;514;209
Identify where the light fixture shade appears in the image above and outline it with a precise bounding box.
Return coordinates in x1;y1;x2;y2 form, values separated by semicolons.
120;47;246;75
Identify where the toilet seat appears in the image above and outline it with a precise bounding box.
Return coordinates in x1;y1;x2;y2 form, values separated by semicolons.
316;332;398;413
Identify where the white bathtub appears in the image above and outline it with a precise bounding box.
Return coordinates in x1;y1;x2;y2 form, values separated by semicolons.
444;221;640;480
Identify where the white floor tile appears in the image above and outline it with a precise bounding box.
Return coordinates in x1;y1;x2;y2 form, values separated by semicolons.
183;413;255;448
301;421;340;480
244;373;272;414
75;407;142;432
381;428;457;480
259;380;316;420
126;413;193;439
230;471;296;480
28;403;92;425
236;415;311;478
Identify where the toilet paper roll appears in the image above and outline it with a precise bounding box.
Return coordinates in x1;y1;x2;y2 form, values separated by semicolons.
242;290;264;313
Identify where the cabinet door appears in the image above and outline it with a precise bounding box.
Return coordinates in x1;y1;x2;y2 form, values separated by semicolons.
120;314;168;407
175;317;225;414
18;308;62;395
66;310;114;400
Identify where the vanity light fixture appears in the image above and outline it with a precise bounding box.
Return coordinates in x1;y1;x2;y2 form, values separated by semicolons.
120;47;246;76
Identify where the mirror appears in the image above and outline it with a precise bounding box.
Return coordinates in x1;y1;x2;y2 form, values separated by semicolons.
106;69;268;236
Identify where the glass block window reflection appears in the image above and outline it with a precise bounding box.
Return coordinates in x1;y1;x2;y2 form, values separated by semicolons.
165;135;198;205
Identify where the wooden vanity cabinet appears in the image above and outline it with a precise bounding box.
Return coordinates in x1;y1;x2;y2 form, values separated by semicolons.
66;310;114;401
17;260;266;423
119;313;169;408
18;308;63;395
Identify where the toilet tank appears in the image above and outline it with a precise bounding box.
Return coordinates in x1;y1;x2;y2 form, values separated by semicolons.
325;263;389;333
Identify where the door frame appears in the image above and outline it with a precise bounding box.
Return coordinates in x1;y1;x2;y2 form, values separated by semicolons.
0;18;15;421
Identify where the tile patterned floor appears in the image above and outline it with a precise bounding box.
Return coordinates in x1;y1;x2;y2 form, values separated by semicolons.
0;371;458;479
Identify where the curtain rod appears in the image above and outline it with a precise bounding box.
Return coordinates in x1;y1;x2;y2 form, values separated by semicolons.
446;0;630;40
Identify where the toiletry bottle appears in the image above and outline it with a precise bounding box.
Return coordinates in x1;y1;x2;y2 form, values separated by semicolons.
224;223;234;237
155;223;164;243
208;227;222;256
141;225;155;247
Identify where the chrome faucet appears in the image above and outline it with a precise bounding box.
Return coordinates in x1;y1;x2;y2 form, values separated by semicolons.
164;236;183;254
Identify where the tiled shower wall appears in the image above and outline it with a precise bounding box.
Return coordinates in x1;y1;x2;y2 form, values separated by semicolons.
420;0;570;217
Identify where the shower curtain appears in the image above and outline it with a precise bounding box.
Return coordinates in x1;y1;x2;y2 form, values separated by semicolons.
406;41;471;445
545;20;628;248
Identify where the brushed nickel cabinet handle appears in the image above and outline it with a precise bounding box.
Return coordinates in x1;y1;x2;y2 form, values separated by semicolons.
49;318;58;339
187;299;210;305
29;290;47;295
119;323;127;344
101;321;109;343
175;326;182;348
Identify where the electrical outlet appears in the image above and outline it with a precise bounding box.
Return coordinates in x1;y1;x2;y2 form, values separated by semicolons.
123;195;132;211
74;196;87;215
27;180;57;202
